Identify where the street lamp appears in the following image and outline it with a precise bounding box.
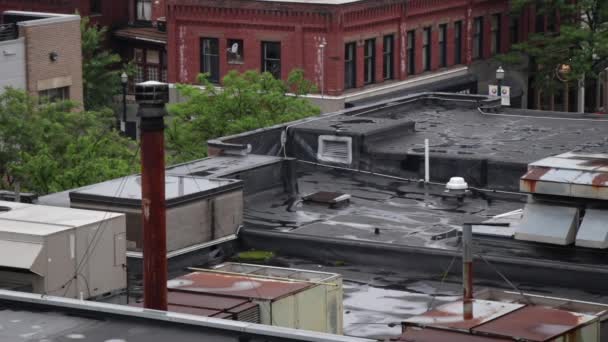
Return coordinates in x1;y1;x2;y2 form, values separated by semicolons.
121;72;128;134
496;66;505;97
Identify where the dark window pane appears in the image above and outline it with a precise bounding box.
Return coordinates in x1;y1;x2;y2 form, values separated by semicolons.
491;13;501;55
227;39;244;64
383;35;394;80
422;27;431;71
407;30;415;75
201;38;220;83
364;38;375;84
473;17;483;59
439;24;447;67
344;42;356;89
262;41;281;79
454;21;462;64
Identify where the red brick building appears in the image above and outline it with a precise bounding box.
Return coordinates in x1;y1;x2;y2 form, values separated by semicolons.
0;0;563;110
166;0;538;100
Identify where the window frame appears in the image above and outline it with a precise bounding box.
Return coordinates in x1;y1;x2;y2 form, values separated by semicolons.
201;37;220;84
364;38;376;85
344;42;357;89
407;30;415;75
438;24;447;68
510;16;520;44
39;86;69;103
454;21;463;64
383;35;394;81
491;13;501;55
473;17;483;60
422;27;431;72
227;39;244;64
136;0;153;22
261;41;281;79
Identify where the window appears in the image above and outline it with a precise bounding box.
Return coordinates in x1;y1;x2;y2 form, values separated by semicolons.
510;16;519;44
438;24;447;67
422;27;431;71
454;21;463;64
491;14;501;55
227;39;244;64
133;47;168;84
547;10;556;32
262;41;281;79
364;38;375;84
39;87;69;103
201;38;220;83
344;42;356;89
473;17;483;59
136;0;152;21
407;30;415;75
383;35;394;80
536;13;545;33
90;0;101;14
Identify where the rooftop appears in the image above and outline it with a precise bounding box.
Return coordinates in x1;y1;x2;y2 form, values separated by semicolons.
0;290;369;342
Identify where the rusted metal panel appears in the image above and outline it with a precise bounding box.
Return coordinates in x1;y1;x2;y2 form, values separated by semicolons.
399;326;511;341
473;305;596;341
168;272;313;301
404;299;524;331
521;153;608;200
167;291;254;311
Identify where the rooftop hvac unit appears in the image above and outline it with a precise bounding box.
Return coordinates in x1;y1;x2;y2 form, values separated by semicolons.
69;175;243;253
0;201;126;299
169;263;343;334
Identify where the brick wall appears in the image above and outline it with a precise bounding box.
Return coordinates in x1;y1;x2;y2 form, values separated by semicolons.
21;16;84;104
166;0;536;97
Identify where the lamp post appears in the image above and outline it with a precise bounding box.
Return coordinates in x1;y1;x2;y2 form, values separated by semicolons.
556;63;571;112
496;66;505;98
121;72;128;133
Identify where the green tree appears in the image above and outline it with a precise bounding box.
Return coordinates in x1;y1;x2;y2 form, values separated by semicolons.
81;16;125;110
501;0;608;109
166;69;320;163
0;88;139;195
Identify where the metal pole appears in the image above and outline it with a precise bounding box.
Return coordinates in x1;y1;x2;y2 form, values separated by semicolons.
462;223;473;320
122;82;127;133
497;79;502;103
424;139;430;183
577;74;585;113
137;82;168;311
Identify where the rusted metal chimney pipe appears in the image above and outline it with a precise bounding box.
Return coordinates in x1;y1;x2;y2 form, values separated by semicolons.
462;223;473;320
136;81;169;311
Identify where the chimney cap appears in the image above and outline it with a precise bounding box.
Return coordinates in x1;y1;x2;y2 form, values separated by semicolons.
136;81;169;105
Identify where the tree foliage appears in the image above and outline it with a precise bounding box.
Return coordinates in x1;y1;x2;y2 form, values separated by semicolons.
81;16;125;110
502;0;608;93
0;88;139;195
166;69;320;163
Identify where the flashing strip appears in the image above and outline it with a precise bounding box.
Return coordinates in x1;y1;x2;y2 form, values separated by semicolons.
126;234;238;259
0;289;373;342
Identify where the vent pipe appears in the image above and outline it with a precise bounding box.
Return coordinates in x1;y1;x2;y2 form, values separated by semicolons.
136;81;169;311
462;223;473;320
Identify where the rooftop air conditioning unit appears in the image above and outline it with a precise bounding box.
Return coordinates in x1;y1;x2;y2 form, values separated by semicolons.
169;263;343;334
0;201;126;299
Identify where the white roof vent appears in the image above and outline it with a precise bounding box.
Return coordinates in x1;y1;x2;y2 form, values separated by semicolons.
446;177;468;191
317;135;352;165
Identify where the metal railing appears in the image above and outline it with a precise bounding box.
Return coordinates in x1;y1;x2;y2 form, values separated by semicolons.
0;24;18;42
